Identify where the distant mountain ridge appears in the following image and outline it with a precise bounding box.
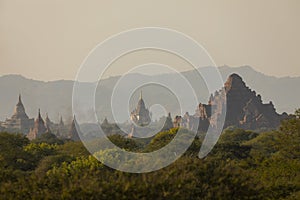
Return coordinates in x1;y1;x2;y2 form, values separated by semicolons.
0;66;299;123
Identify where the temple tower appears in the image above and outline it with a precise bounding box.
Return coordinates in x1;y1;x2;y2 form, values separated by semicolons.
2;94;34;134
27;109;48;140
130;91;151;126
68;115;81;141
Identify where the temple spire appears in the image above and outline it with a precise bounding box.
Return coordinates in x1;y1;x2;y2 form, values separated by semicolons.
18;93;22;104
68;115;80;141
59;115;64;126
11;93;29;120
130;90;151;126
45;112;51;126
27;108;47;140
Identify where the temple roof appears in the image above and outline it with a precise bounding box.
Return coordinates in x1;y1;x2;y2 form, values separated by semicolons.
11;94;29;120
136;91;147;114
27;109;47;139
59;116;64;126
35;109;45;124
69;115;81;141
224;73;246;91
45;113;53;128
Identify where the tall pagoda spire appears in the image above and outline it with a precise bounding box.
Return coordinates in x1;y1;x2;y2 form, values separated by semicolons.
140;90;143;100
38;109;42;119
18;93;22;104
3;94;34;134
59;116;64;127
12;93;29;120
68;115;81;141
130;90;151;126
44;113;52;132
27;109;47;140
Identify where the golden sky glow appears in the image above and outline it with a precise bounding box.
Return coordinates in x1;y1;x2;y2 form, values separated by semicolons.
0;0;299;80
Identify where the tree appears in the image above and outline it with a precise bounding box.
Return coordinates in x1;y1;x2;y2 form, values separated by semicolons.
32;132;64;145
280;109;300;135
295;108;300;119
0;132;32;170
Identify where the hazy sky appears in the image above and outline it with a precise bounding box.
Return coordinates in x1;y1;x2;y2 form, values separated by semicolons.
0;0;299;81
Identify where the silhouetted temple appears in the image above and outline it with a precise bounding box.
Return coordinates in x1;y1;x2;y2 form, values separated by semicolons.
0;95;74;140
27;109;48;140
130;91;151;126
68;115;81;141
1;94;34;134
174;74;289;132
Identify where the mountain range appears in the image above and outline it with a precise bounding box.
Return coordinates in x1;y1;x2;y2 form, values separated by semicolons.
0;66;299;123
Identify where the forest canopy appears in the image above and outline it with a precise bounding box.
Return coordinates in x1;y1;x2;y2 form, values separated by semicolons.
0;110;299;199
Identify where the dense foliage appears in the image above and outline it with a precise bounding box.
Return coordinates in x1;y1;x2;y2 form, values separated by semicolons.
0;113;299;199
